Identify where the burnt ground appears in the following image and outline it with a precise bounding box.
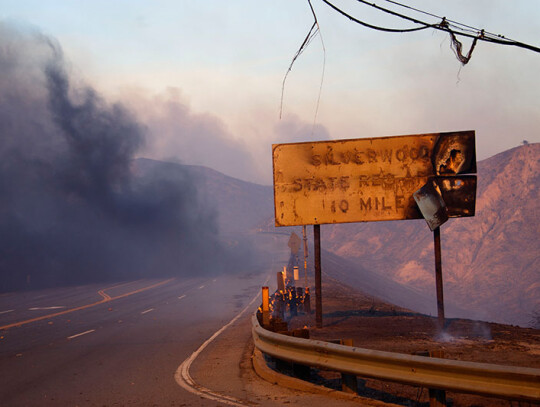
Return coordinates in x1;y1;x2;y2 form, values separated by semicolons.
285;275;540;407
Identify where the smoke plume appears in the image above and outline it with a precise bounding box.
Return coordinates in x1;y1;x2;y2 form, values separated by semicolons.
0;23;237;291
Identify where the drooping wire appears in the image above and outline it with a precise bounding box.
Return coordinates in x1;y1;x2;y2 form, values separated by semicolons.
441;19;481;65
279;20;318;119
321;0;431;33
308;0;327;135
320;0;540;55
280;0;326;132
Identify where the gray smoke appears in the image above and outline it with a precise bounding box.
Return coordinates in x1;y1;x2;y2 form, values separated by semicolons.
0;23;240;291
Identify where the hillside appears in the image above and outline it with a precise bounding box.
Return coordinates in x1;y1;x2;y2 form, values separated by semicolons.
134;158;274;236
136;143;539;327
322;143;540;326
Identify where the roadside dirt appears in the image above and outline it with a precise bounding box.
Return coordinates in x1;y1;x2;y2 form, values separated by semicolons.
286;275;540;406
191;312;385;406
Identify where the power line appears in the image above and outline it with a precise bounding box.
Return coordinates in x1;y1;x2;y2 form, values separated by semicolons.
382;0;485;35
320;0;540;55
356;0;540;53
381;0;516;42
321;0;431;33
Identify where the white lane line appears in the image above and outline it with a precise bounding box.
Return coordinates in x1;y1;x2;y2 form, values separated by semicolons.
67;329;95;340
178;295;186;300
29;306;65;311
198;285;205;289
175;275;270;406
29;306;66;311
0;309;15;314
141;308;155;315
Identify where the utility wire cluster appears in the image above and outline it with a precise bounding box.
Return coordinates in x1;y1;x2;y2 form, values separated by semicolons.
280;0;539;121
321;0;540;64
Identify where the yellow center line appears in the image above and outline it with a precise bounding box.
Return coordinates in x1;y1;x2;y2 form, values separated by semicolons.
98;290;112;301
97;279;146;300
0;278;175;331
101;279;143;293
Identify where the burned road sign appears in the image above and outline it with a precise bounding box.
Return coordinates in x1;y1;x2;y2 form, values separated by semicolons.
436;175;476;218
273;131;476;226
413;179;449;231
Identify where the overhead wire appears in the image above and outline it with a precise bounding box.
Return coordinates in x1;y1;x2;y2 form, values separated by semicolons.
320;0;540;55
381;0;517;42
321;0;482;65
321;0;432;33
280;0;539;120
357;0;540;53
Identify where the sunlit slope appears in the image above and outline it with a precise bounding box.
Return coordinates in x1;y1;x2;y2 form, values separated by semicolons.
323;143;539;326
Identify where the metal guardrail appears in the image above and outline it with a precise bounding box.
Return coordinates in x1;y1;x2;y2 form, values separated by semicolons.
252;313;540;402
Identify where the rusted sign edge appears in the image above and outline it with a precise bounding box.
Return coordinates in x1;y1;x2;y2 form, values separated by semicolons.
272;130;471;149
272;144;281;228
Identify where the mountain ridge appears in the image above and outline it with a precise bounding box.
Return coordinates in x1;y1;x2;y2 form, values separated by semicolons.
137;143;539;327
324;143;539;326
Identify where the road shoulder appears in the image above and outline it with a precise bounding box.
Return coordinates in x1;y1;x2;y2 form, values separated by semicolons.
190;312;388;406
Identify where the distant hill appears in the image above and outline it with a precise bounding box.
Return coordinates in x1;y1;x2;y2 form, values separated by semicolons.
134;158;274;236
137;143;539;327
322;143;540;326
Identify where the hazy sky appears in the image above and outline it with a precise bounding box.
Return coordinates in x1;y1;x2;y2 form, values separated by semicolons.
2;0;539;183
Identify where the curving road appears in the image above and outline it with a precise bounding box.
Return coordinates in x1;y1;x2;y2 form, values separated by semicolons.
0;272;268;406
1;233;371;407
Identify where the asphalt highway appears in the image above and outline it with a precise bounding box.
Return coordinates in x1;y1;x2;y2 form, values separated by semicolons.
0;271;269;406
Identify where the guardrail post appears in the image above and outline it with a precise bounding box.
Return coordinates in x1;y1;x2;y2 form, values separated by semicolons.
292;329;311;380
262;286;270;328
428;349;447;407
340;339;358;394
414;350;447;406
429;388;446;407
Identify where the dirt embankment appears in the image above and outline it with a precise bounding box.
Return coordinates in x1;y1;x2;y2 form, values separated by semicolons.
286;275;540;406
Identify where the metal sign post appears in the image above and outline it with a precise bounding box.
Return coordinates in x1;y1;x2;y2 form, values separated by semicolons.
413;178;454;331
302;225;308;287
302;225;311;314
314;224;322;328
433;227;445;330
